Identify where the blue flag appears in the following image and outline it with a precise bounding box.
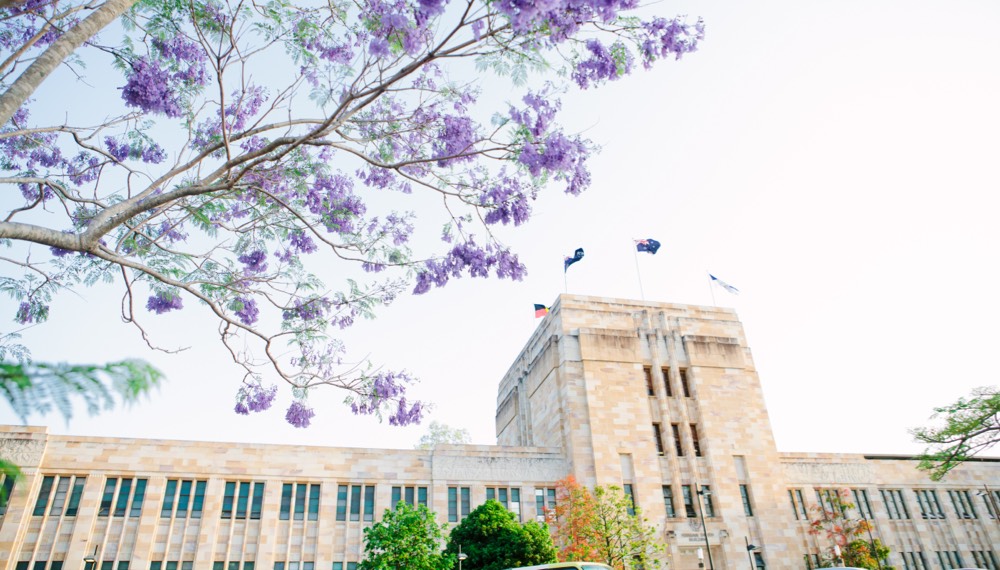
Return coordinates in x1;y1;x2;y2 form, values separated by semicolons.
709;274;739;295
564;248;584;272
635;238;661;255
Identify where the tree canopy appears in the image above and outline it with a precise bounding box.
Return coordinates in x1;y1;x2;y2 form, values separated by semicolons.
806;489;893;570
445;499;556;570
912;385;1000;481
415;421;471;449
547;476;662;570
359;501;454;570
0;0;702;427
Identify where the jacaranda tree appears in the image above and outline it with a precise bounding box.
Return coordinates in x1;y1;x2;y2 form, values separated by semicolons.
0;0;703;427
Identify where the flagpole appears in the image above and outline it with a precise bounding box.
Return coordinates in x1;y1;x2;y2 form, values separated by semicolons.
633;243;645;301
707;272;716;306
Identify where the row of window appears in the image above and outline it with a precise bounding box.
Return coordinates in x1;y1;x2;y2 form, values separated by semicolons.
805;550;998;570
16;562;369;570
661;484;716;518
789;487;1000;521
651;422;702;457
643;367;692;398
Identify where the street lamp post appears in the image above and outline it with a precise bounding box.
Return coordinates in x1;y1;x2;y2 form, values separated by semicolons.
696;485;715;570
979;485;1000;524
859;520;882;570
83;544;99;570
745;537;758;570
458;545;467;570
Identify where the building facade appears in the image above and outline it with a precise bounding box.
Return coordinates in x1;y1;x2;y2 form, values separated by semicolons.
1;295;998;570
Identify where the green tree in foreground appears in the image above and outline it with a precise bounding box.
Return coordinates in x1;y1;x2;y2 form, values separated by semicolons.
0;333;161;504
445;500;556;570
359;502;453;570
912;386;1000;481
806;489;893;570
548;477;662;570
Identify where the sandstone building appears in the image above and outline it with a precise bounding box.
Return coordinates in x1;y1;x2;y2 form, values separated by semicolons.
0;295;998;570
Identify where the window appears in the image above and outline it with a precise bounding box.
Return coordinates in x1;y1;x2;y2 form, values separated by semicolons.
652;424;664;455
0;470;15;515
661;368;673;397
332;564;358;570
163;480;207;519
982;489;1000;519
851;488;872;519
36;476;85;517
363;485;375;522
336;485;348;521
699;485;714;517
881;489;910;520
679;369;691;397
753;552;766;570
643;367;654;396
99;563;129;570
212;563;255;570
947;489;977;519
900;551;929;570
152;562;194;570
349;485;361;522
535;487;556;521
805;554;821;569
273;563;314;570
814;488;842;518
98;477;145;518
33;476;54;516
281;483;320;521
690;424;701;456
486;487;521;520
671;424;683;456
623;484;635;516
936;551;964;569
681;485;695;518
391;486;428;509
222;481;264;520
662;486;676;517
448;486;471;522
789;489;807;520
914;489;944;519
740;484;753;517
970;550;999;570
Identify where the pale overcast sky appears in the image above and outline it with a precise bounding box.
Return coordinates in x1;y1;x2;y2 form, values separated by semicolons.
2;0;999;456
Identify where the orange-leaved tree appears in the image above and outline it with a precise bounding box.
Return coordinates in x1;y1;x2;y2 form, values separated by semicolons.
547;476;662;570
807;489;893;569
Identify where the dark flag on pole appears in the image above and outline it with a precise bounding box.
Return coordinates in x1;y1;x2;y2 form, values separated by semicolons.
534;304;549;318
564;248;584;272
635;238;661;255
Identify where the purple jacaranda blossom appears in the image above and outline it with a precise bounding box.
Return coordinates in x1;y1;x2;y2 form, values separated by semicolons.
471;19;485;41
388;398;423;426
510;89;562;138
434;115;477;166
305;175;365;233
14;301;46;324
122;58;183;117
349;371;425;426
413;241;526;294
517;131;591;195
146;292;183;314
234;297;259;326
105;137;130;161
282;298;331;322
492;0;639;44
234;381;277;415
369;38;390;58
480;174;534;226
639;16;705;68
238;250;268;275
285;400;315;428
572;39;633;89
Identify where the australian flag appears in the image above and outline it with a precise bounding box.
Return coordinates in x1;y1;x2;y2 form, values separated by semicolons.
635;238;661;255
564;248;584;272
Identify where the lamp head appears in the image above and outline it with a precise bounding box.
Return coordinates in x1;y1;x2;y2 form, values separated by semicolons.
747;544;758;551
458;553;468;561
